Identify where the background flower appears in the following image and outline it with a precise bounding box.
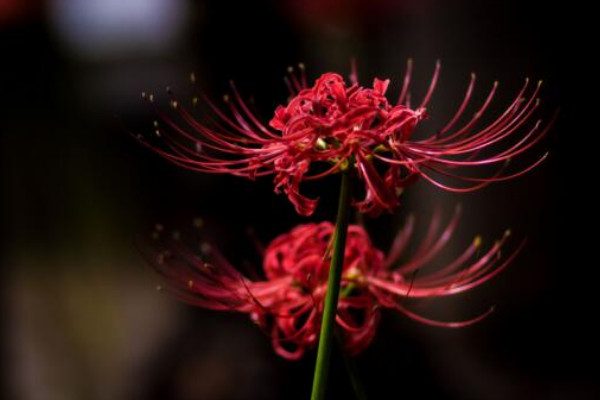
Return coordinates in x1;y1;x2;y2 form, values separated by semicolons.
146;208;521;360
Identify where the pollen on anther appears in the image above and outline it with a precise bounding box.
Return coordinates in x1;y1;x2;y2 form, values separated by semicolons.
190;72;196;84
193;217;204;228
473;236;482;248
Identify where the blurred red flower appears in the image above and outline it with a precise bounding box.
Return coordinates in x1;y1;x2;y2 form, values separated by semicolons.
147;208;523;360
138;61;550;216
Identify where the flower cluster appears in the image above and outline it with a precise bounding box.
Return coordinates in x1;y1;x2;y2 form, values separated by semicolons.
148;209;521;360
137;61;550;216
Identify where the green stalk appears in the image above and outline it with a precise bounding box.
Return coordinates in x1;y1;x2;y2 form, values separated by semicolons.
310;172;353;400
336;328;368;400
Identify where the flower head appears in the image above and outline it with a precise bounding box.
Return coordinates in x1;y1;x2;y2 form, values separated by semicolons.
147;208;523;359
136;61;551;216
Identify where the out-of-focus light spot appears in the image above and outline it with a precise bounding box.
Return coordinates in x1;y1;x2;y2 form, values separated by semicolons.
48;0;189;59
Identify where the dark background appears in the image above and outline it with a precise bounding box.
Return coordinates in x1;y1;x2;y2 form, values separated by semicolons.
1;1;594;399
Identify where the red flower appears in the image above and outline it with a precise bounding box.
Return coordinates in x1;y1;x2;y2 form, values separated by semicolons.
147;207;523;360
137;61;550;216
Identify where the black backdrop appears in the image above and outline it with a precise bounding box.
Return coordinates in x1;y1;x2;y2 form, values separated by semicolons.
1;1;595;399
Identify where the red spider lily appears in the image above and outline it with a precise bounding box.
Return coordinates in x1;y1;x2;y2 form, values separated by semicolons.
146;207;523;360
135;61;551;216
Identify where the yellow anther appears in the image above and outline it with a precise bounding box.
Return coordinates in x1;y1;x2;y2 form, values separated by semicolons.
345;267;362;281
201;242;211;253
373;144;388;153
315;138;327;150
339;158;350;171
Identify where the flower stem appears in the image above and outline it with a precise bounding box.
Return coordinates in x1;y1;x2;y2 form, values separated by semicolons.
310;171;353;400
335;328;368;400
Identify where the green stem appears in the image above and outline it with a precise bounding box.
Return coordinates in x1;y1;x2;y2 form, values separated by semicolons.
335;329;367;400
310;172;353;400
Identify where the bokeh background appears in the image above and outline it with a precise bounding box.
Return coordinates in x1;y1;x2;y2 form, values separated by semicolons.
1;1;593;399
